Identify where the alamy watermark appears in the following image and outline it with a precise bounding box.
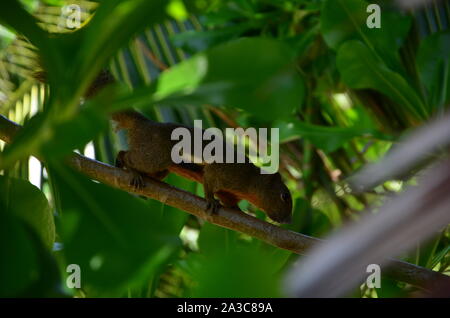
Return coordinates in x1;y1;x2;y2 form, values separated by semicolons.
66;264;81;289
170;120;280;174
367;4;381;29
366;264;381;289
60;4;81;29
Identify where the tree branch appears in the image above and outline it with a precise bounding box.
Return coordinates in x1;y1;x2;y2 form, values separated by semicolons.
1;114;449;292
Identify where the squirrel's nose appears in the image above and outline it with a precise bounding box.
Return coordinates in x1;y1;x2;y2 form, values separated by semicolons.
279;214;292;224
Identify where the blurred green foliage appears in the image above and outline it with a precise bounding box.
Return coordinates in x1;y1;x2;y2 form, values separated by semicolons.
0;0;449;298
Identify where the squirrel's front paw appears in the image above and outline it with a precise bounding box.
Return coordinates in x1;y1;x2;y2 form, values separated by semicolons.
206;199;221;215
130;172;145;190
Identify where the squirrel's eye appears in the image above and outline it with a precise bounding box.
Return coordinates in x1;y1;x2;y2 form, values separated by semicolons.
281;192;289;202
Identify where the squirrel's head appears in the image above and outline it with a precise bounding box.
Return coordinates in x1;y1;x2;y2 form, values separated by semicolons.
111;110;148;131
111;110;134;130
258;173;292;224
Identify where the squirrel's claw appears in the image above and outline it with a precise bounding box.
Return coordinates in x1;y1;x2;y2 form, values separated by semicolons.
206;199;221;215
115;151;145;190
129;172;145;190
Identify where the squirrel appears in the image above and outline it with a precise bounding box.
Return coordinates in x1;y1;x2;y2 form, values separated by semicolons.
34;69;293;224
112;110;293;224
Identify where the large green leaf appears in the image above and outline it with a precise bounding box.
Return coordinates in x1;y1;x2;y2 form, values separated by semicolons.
336;40;427;120
50;164;182;295
155;37;305;120
275;118;391;153
197;222;238;256
40;108;109;157
0;106;110;168
0;175;60;297
416;30;450;111
321;0;367;49
69;0;169;104
171;24;254;54
0;213;62;297
158;174;195;234
0;175;55;249
0;0;51;52
183;223;286;297
321;0;411;73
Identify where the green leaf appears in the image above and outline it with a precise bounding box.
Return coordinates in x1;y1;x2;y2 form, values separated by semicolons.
0;212;40;297
159;174;195;234
321;0;411;72
41;0;65;5
321;0;368;49
274;118;391;153
41;108;109;158
186;223;282;297
155;37;305;120
0;25;16;50
171;24;254;53
187;249;281;297
72;0;169;100
287;198;333;237
197;222;238;256
50;164;181;295
0;112;48;169
0;211;61;297
0;107;108;169
0;175;55;249
416;31;450;110
336;40;427;120
0;0;50;50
